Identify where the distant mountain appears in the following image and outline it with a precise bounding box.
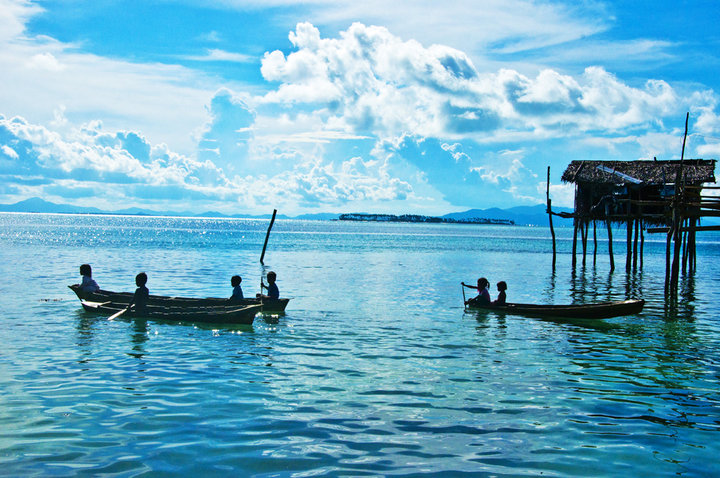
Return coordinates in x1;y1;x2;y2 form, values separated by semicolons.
0;197;305;219
0;197;105;214
196;210;229;218
443;204;574;226
0;197;569;225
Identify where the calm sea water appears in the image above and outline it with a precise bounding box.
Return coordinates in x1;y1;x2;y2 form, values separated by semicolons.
1;213;719;477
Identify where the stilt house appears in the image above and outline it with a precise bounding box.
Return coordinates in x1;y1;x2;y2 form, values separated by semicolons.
557;159;717;292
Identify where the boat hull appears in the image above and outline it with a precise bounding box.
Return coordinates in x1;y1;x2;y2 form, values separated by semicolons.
466;299;645;319
81;300;261;325
70;284;289;312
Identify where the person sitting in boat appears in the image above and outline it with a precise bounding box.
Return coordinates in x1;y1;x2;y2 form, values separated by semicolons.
79;264;100;294
228;275;244;303
462;277;491;305
257;271;279;300
126;272;149;314
493;281;507;305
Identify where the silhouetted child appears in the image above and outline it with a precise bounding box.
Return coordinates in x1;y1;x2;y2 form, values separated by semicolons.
493;281;507;305
462;277;491;305
126;272;149;313
229;275;244;302
79;264;100;293
257;271;279;300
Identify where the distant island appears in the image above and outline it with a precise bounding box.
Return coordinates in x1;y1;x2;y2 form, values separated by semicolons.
339;213;514;225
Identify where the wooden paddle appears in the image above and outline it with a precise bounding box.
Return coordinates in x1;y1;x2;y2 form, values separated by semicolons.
461;283;467;305
258;278;266;304
108;308;127;321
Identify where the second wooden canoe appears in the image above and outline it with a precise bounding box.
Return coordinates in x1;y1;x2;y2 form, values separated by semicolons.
465;299;645;319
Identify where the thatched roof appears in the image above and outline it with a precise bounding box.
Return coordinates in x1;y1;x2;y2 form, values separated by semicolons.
561;159;716;186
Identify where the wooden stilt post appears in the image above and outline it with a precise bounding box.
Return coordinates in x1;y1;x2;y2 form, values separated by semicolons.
665;226;672;294
546;167;556;271
682;218;689;274
633;216;639;270
626;218;633;272
639;219;644;270
572;220;578;268
670;170;683;291
671;211;682;290
667;113;689;294
689;217;697;272
607;220;615;272
582;220;589;267
593;221;597;266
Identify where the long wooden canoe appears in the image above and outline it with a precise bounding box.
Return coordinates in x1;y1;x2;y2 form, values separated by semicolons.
465;299;645;319
81;300;261;325
69;284;290;312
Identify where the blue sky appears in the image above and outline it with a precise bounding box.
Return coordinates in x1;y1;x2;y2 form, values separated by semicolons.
1;0;719;215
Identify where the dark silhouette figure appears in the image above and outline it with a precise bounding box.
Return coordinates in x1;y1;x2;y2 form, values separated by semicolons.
126;272;149;314
229;275;244;302
257;271;279;300
79;264;100;293
462;277;491;305
493;281;507;305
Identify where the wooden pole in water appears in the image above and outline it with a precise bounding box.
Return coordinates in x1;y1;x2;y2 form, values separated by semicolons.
546;167;556;270
680;112;689;162
666;115;689;293
607;219;615;272
689;217;697;271
670;114;689;289
260;209;278;265
625;218;633;272
593;221;597;266
671;211;682;291
664;222;673;294
682;218;689;274
572;220;578;268
640;219;645;270
571;181;578;269
582;220;589;267
670;171;683;291
633;216;639;270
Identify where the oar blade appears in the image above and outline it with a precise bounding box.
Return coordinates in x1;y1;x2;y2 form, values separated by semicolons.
108;308;127;321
